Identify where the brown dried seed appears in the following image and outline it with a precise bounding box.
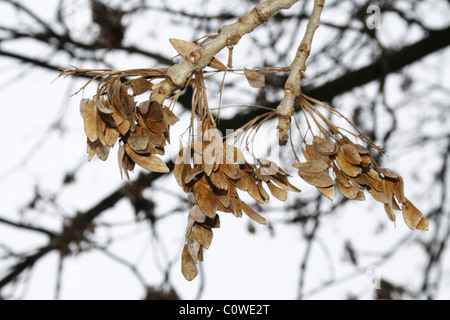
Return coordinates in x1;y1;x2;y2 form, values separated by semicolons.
83;100;98;142
118;119;131;136
104;127;120;147
266;181;288;201
244;68;265;88
187;238;201;262
128;133;149;152
332;163;352;188
355;190;366;201
217;191;231;208
230;175;249;191
193;224;213;249
231;196;243;218
93;95;114;114
242;172;265;204
184;167;204;185
313;136;337;155
209;170;229;191
341;144;362;165
181;244;198;281
89;139;110;161
221;164;241;180
360;155;372;167
189;205;207;223
194;176;218;219
131;77;153;95
379;168;401;181
255;167;271;182
402;199;428;230
241;202;267;225
298;170;334;188
367;185;388;204
336;179;359;200
305;144;332;164
163;106;180;126
354;144;370;155
335;154;362;177
318;185;335;201
271;174;302;193
169;38;227;71
416;217;430;231
294;160;330;173
124;144;169;173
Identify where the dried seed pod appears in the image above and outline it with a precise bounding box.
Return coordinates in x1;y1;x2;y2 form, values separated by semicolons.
83;100;98;142
209;170;229;191
336;179;359;200
294;160;330;173
244;68;265;88
189;205;207;224
241;201;267;225
313;136;337;155
318;185;335;201
402;199;429;231
130;77;153;95
298;170;334;188
341;144;362;165
124;144;169;173
266;181;288;201
194;175;218;219
335;154;362;177
181;244;198;281
193;224;213;249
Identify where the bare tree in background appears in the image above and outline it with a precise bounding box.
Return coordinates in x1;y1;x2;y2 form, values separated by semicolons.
0;0;449;300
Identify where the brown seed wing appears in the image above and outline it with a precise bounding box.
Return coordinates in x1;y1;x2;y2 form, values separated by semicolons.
335;155;362;177
402;199;428;230
298;170;334;188
313;136;337;155
194;176;218;219
341;144;362;165
266;181;288;201
295;160;330;173
83;100;98;142
241;202;267;225
124;144;169;173
318;185;335;201
131;77;153;95
181;244;198;281
193;224;213;249
244;69;265;88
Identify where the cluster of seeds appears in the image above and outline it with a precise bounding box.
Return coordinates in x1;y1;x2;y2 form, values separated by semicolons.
175;132;300;280
295;135;428;231
78;72;178;178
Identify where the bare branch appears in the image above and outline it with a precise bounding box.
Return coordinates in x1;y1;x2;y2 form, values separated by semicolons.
276;0;325;145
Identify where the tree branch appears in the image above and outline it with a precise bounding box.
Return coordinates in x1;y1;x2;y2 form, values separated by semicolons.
151;0;300;105
276;0;325;145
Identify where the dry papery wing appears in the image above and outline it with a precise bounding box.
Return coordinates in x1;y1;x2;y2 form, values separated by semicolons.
402;199;429;231
169;38;227;71
130;77;153;95
182;244;198;281
124;144;169;173
244;69;266;88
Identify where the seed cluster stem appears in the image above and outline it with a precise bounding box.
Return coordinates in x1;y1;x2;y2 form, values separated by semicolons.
276;0;325;145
